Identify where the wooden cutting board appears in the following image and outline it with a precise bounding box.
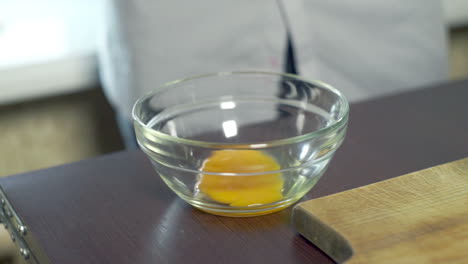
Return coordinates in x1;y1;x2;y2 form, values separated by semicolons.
292;158;468;264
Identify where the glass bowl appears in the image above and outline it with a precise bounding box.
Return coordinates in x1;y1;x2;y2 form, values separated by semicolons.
133;72;349;217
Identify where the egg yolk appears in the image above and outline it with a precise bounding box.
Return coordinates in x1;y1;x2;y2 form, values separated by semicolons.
197;150;283;207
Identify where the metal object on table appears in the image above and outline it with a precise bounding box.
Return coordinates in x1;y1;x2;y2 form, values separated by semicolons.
0;187;38;263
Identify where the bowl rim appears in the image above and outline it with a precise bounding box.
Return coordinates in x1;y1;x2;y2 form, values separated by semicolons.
132;71;349;149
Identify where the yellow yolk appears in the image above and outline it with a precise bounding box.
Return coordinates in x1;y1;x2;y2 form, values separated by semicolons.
198;150;283;207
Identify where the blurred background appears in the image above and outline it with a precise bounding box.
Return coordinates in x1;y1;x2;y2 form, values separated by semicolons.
0;0;467;263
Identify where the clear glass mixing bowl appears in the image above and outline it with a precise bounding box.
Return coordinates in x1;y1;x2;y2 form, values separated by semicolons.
133;72;348;217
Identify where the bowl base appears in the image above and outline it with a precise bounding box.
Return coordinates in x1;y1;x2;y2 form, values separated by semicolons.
190;199;299;217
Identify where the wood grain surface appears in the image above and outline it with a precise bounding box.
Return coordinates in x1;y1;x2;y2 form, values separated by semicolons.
293;158;468;264
0;79;467;264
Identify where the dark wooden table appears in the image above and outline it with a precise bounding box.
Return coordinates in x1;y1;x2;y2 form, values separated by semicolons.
1;80;467;264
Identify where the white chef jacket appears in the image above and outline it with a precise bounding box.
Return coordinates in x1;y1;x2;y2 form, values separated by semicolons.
98;0;448;120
